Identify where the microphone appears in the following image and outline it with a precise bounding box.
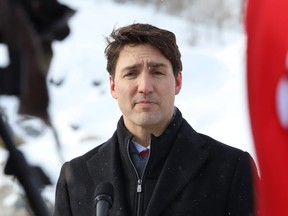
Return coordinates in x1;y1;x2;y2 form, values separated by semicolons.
94;182;114;216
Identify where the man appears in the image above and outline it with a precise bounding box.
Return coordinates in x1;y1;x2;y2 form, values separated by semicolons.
54;23;256;216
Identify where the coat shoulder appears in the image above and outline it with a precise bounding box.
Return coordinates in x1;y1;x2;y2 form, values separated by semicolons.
66;137;113;169
196;133;255;170
199;133;248;157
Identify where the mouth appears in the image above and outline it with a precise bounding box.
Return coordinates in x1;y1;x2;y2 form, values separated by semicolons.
137;100;155;104
135;100;157;107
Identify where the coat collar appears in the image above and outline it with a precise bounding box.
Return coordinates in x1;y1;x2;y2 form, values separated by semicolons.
86;108;209;216
145;118;209;216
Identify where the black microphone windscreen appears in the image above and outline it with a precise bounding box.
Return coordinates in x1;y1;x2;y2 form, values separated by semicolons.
95;182;114;205
95;182;114;197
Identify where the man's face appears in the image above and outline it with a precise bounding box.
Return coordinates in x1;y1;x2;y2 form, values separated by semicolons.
110;44;182;135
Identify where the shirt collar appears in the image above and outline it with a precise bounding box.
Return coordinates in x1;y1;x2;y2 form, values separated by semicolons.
131;140;150;153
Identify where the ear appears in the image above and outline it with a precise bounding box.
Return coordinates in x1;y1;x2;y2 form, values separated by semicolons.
109;76;117;99
175;71;182;95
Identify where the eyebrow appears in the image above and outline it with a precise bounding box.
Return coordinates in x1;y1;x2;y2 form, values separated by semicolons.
147;62;167;69
121;64;141;73
121;62;168;73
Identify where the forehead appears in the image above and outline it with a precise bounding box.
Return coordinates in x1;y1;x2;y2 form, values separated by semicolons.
117;44;170;66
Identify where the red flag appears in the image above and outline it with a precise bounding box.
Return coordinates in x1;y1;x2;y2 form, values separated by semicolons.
246;0;288;215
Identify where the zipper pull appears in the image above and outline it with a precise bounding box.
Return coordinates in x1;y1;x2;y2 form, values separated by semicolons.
137;179;142;193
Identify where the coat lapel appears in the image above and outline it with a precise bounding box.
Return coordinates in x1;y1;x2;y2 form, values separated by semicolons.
146;129;210;216
86;140;129;216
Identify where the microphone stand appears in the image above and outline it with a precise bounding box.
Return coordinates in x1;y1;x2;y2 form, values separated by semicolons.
0;112;50;216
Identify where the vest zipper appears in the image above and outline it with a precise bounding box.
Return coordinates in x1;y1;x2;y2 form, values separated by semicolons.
136;179;142;216
137;179;142;192
127;140;150;216
136;154;150;216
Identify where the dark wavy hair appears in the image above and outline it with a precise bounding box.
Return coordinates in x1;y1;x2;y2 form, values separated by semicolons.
104;23;182;79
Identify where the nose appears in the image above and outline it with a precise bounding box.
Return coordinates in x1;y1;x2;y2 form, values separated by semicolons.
137;72;153;94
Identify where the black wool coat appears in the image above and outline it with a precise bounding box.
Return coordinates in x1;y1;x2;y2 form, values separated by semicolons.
54;109;256;216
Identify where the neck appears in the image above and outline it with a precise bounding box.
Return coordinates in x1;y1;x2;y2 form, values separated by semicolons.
131;128;152;147
123;109;176;147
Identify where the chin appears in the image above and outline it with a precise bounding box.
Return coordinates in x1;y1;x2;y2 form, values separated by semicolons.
138;116;164;128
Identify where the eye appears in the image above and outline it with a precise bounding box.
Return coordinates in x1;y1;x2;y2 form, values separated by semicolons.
123;70;138;79
152;71;165;77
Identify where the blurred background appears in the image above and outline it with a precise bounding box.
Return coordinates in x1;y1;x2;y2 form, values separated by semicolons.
0;0;255;215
